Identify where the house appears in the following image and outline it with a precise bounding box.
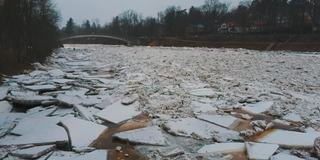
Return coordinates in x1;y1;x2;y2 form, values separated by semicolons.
218;22;244;34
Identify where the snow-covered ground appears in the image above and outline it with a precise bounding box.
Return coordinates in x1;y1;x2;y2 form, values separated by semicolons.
1;44;320;160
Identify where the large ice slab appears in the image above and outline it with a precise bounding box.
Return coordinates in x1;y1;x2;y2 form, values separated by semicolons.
11;145;55;159
60;117;107;149
257;129;319;148
0;117;68;145
113;126;167;146
245;142;279;160
0;101;13;113
242;101;274;114
164;118;240;141
95;101;141;124
197;114;241;129
197;143;245;154
0;113;26;138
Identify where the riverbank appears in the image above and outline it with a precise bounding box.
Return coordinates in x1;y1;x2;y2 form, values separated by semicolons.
145;34;320;52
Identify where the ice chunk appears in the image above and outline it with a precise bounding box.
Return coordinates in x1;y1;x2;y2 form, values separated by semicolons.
257;129;319;148
197;143;245;154
283;113;303;122
95;101;141;124
164;118;240;141
46;151;79;160
271;153;304;160
60;118;107;149
189;88;217;98
197;114;241;129
0;101;12;113
95;97;113;109
0;86;9;100
24;85;57;92
1;117;68;145
113;126;167;146
191;101;217;114
11;145;55;159
242;101;274;114
8;95;55;106
245;142;279;160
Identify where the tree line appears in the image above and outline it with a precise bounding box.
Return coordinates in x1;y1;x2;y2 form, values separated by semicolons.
62;0;320;39
0;0;60;63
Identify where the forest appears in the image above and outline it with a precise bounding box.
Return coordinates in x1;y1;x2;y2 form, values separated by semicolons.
0;0;60;74
62;0;320;38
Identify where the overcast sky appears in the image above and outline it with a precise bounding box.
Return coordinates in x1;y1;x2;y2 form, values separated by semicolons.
54;0;240;26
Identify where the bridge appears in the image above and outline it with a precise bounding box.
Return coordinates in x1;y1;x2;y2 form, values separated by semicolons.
60;35;131;46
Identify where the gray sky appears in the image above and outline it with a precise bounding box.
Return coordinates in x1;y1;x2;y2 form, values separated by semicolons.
54;0;240;26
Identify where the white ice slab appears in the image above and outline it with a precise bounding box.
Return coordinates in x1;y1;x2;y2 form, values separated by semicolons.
0;86;9;100
243;101;274;114
257;129;319;148
60;118;107;149
283;113;303;122
0;113;26;137
24;85;57;92
11;145;55;159
189;88;217;98
0;117;68;145
114;126;167;146
0;101;12;113
191;101;217;113
271;153;304;160
197;114;241;129
245;142;279;160
164;118;240;141
95;101;141;124
95;97;112;109
46;151;79;160
197;143;245;154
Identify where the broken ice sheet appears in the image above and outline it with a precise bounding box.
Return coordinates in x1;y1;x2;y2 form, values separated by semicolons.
197;114;242;130
242;101;274;114
11;145;55;159
113;126;168;146
256;129;320;148
0;113;26;138
245;142;279;160
95;101;141;124
163;117;241;141
59;117;107;150
0;101;13;113
197;143;245;154
48;69;65;77
74;105;95;121
52;79;75;84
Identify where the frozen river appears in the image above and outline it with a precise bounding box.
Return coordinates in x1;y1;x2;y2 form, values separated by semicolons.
1;44;320;159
